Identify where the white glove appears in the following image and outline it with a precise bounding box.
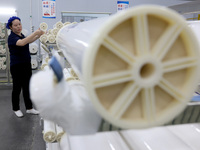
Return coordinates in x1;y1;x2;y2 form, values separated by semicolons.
30;69;102;135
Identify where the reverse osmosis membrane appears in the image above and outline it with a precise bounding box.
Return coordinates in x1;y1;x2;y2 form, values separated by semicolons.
56;5;200;129
40;22;48;31
43;119;57;143
29;42;38;54
40;34;48;43
31;59;38;69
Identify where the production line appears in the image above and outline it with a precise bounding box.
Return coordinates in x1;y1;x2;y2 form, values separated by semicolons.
1;1;200;150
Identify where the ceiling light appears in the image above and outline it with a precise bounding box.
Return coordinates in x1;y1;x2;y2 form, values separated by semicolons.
0;8;16;15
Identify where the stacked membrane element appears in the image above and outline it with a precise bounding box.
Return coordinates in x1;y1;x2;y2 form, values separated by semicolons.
39;21;76;44
0;22;7;71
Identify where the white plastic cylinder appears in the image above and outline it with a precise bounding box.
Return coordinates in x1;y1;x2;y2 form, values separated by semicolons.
64;22;71;26
0;33;5;38
52;28;59;36
29;43;38;54
48;34;56;43
1;49;6;54
0;60;3;69
1;64;6;70
1;24;5;29
1;57;6;62
56;5;200;129
40;22;48;31
40;34;48;43
31;59;38;69
55;21;63;29
43;119;57;143
56;124;65;142
0;45;3;51
41;55;50;70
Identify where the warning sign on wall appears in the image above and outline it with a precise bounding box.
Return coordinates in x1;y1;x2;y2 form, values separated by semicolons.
117;1;129;12
42;0;56;18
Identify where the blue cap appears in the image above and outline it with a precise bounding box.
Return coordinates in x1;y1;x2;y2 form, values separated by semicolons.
6;16;21;29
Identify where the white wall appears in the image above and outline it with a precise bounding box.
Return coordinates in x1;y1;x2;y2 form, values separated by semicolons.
0;0;190;34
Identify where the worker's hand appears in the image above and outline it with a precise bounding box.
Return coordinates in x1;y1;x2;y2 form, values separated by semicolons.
35;28;45;37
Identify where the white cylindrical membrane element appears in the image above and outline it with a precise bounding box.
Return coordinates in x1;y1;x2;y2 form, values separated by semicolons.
41;44;50;54
0;45;3;50
1;49;6;54
40;34;48;43
1;64;6;70
48;29;52;34
64;22;71;26
40;63;48;71
56;124;65;142
69;68;78;78
48;34;56;43
1;24;5;29
0;33;5;38
63;68;77;82
46;143;60;150
56;5;200;129
41;55;50;70
0;57;6;62
31;59;38;69
43;119;57;143
52;28;59;36
0;60;3;67
55;21;63;29
45;56;50;63
0;57;6;70
29;42;38;54
1;57;6;62
40;22;48;31
0;45;6;54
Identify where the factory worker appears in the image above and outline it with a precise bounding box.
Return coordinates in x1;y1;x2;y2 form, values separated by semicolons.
6;16;44;117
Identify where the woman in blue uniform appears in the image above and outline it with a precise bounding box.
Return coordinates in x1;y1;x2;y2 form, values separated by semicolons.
6;16;44;117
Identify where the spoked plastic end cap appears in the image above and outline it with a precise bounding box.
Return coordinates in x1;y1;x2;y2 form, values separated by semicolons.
84;5;200;129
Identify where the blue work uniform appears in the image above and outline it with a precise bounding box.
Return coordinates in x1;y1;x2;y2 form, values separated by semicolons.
8;31;33;111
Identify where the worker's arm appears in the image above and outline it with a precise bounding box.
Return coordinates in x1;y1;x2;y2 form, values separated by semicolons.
16;29;44;46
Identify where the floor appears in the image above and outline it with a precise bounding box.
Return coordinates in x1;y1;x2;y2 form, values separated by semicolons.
0;84;199;150
0;85;46;150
